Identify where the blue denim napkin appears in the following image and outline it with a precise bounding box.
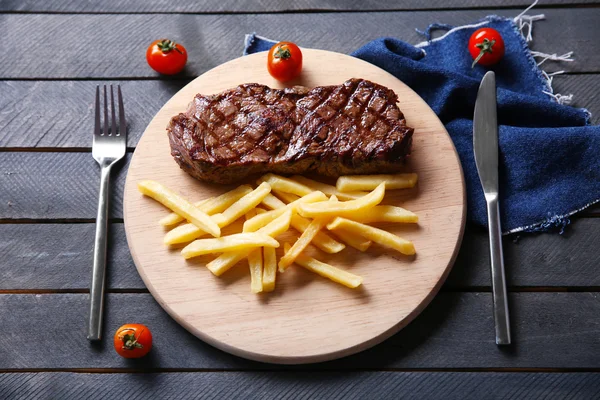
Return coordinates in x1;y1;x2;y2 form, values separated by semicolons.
243;13;600;234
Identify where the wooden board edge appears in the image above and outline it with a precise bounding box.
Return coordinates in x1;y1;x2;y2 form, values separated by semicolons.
122;49;467;364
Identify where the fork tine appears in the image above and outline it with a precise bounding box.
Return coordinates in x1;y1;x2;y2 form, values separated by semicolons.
103;86;108;136
94;86;101;137
110;85;117;138
117;85;126;138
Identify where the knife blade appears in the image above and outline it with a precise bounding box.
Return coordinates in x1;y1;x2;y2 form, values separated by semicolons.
473;71;511;345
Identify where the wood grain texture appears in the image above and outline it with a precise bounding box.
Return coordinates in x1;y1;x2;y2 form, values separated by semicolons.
123;49;465;364
0;1;597;394
1;371;600;400
1;150;597;220
553;74;600;120
1;0;596;12
0;75;597;148
1;292;600;369
0;80;189;148
0;152;130;219
2;218;600;290
445;219;600;288
0;74;594;149
0;9;597;78
0;224;143;290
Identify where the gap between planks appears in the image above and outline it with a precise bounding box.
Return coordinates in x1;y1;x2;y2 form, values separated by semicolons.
0;147;135;153
0;289;149;294
2;287;600;294
1;367;600;374
0;72;596;81
0;218;124;224
0;72;596;82
0;3;599;16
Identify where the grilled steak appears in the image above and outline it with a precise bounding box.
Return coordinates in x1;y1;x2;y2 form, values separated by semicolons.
167;78;413;184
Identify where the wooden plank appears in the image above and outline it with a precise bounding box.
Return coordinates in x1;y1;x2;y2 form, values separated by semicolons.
1;372;599;400
0;224;143;289
446;218;600;288
1;0;596;12
1;75;597;148
0;80;189;148
0;292;599;369
0;152;130;219
553;74;600;122
32;151;538;220
0;9;597;78
2;218;600;290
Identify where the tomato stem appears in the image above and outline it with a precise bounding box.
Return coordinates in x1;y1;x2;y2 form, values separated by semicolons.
471;38;496;68
157;39;183;55
274;46;292;60
121;328;144;350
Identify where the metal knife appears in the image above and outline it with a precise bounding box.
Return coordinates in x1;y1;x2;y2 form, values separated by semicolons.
473;71;511;345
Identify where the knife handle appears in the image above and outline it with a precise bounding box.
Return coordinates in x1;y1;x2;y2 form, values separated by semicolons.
486;195;511;345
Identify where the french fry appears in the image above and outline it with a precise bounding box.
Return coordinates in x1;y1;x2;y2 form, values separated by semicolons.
261;193;286;210
159;198;211;227
289;215;345;254
279;196;336;271
282;193;363;252
138;180;221;237
245;208;259;223
181;233;279;259
267;191;345;253
279;217;329;272
297;183;385;219
212;182;271;227
258;173;313;197
346;205;418;224
273;190;300;204
322;195;370;251
164;182;272;245
283;243;363;289
206;210;292;276
327;217;415;255
291;175;368;200
159;185;253;226
336;173;418;192
243;191;327;232
164;222;207;245
206;250;247;276
248;248;263;293
331;229;372;252
262;246;277;292
246;209;264;293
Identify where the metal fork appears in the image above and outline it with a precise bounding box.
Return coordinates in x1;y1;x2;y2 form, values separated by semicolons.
88;85;126;341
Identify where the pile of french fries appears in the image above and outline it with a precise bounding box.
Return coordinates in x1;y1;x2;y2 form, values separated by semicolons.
138;172;418;293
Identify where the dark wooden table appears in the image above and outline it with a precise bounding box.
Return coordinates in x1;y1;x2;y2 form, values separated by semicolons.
1;1;600;398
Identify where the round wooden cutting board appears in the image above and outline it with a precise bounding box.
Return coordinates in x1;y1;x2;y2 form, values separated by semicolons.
123;49;466;364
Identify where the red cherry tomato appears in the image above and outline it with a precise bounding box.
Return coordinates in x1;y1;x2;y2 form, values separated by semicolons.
468;28;505;68
146;39;188;75
267;42;303;82
114;323;153;359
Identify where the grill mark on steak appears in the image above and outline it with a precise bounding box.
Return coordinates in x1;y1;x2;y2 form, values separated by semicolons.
167;78;413;184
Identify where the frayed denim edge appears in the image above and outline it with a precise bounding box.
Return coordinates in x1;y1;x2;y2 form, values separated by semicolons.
506;17;553;99
416;14;595;234
506;197;600;235
243;33;278;56
243;33;256;56
414;17;492;48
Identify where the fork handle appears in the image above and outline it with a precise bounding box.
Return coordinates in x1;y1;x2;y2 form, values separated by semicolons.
486;195;511;345
88;164;112;341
